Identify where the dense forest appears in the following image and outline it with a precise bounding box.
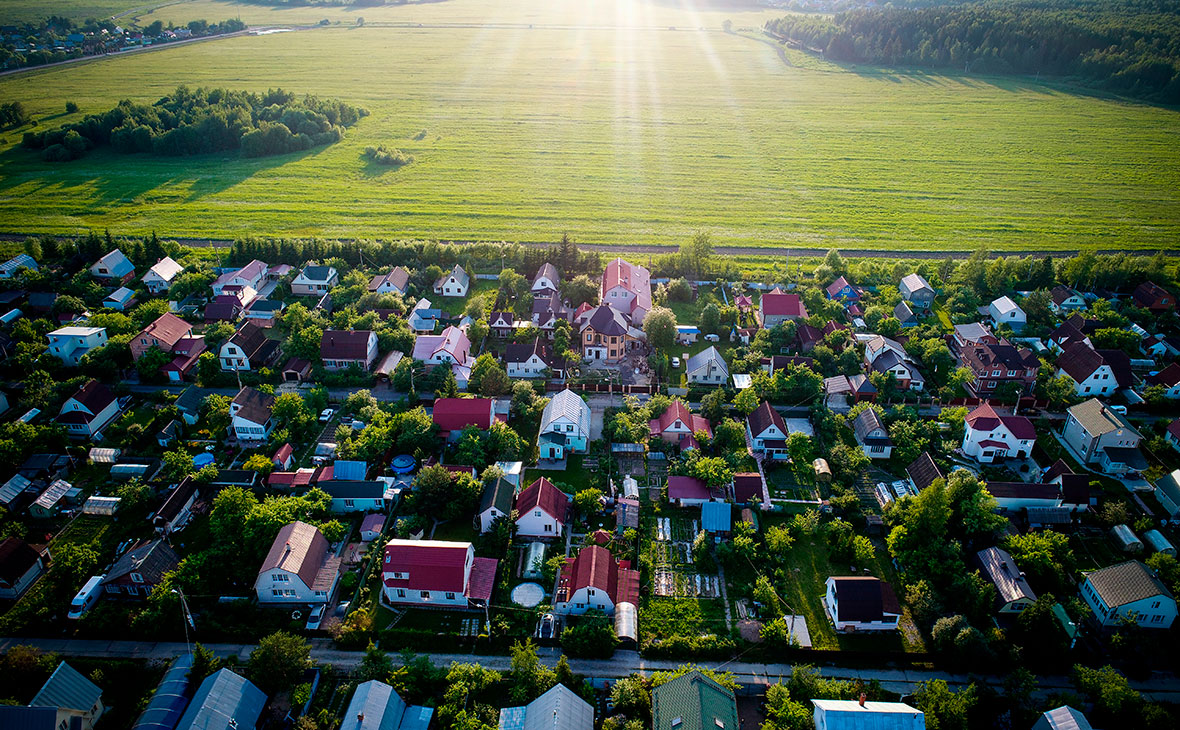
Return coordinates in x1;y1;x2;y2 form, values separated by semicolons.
766;0;1180;103
21;86;367;161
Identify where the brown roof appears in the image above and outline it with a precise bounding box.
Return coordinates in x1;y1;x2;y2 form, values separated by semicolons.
1056;342;1106;383
138;313;193;349
747;401;785;438
905;452;943;491
259;521;330;590
232;386;275;425
1147;362;1180;388
227;321;271;359
732;473;763;502
320;330;374;360
68;380;116;416
369;267;410;292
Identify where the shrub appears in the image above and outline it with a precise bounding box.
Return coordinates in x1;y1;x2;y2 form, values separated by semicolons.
364;145;414;167
65;101;79;114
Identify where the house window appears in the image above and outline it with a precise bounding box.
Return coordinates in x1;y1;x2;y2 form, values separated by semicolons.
446;592;456;600
420;591;430;599
545;524;553;532
273;589;284;596
344;499;355;507
273;574;289;582
396;589;406;598
131;573;143;583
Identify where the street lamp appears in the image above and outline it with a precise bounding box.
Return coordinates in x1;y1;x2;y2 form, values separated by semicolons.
171;588;194;656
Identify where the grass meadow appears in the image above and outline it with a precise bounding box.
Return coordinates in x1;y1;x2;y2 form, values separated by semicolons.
0;0;1178;250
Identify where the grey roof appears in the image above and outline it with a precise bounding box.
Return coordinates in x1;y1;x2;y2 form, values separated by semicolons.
990;295;1023;316
0;706;56;730
1085;560;1173;608
499;684;593;730
176;669;266;730
905;452;943;491
852;408;889;443
583;305;628;335
953;322;992;342
900;273;932;294
540;389;590;436
174;387;211;414
1033;706;1093;730
533;263;560;288
300;265;337;282
1067;399;1140;438
343;680;409;730
893;301;915;323
976;547;1036;605
30;661;102;713
104;538;179;585
1156;470;1180;509
686;346;728;378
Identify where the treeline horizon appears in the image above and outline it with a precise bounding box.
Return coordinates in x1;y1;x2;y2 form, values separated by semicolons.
766;0;1180;103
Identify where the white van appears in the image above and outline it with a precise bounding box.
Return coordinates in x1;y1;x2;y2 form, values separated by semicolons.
68;575;105;619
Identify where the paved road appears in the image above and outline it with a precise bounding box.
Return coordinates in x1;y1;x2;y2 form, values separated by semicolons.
4;637;1179;701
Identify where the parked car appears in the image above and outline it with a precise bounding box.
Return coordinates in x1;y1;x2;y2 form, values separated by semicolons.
336;600;351;616
319;408;335;422
671;357;681;369
538;612;555;640
305;604;326;630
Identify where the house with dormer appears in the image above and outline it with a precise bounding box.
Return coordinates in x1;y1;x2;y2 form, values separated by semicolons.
433;264;470;297
255;521;341;605
292;264;339;296
989;296;1026;331
553;543;639;616
1050;285;1087;313
961;403;1035;463
579;305;634;363
686;346;729;386
130;312;192;362
650;401;712;450
538;389;591;459
825;276;861;302
102;538;179;599
1056;343;1132;397
218;321;279;372
369;266;411;295
211;259;268;296
505;339;560;379
899;273;935;309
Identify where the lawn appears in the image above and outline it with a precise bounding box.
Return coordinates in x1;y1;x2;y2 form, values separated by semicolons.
525;454;594;494
0;0;1178;250
762;524;925;653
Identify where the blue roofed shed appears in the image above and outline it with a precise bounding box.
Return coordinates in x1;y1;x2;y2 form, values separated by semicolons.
132;654;193;730
701;502;732;536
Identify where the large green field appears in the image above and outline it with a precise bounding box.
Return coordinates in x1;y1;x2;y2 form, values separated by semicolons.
1;0;1179;250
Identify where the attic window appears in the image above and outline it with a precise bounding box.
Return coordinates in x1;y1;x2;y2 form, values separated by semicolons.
131;573;143;583
672;719;683;728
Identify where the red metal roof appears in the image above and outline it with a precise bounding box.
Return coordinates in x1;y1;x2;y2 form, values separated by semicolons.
320;330;374;360
432;398;494;433
515;478;569;521
761;290;807;317
966;403;1036;440
467;557;498;601
383;540;470;592
667;476;713;501
649;402;713;439
138;312;193;349
733;473;763;502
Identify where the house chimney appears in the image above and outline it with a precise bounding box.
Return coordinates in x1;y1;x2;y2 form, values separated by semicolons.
858;693;866;708
358;713;365;722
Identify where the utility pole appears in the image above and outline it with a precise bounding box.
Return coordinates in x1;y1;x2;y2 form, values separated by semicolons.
171;588;194;656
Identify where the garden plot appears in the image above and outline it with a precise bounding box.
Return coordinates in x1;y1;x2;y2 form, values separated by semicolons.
652;515;721;599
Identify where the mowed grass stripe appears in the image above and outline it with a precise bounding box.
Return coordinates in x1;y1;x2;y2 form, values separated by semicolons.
0;24;1177;249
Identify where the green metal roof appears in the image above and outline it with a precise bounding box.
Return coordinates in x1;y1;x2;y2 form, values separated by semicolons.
652;672;737;730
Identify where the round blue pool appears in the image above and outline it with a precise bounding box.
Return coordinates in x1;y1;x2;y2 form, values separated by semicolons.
390;454;416;474
192;453;215;468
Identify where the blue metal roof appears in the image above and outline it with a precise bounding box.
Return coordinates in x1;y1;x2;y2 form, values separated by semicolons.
0;706;56;730
175;669;266;730
701;502;732;533
132;654;193;730
334;460;368;481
